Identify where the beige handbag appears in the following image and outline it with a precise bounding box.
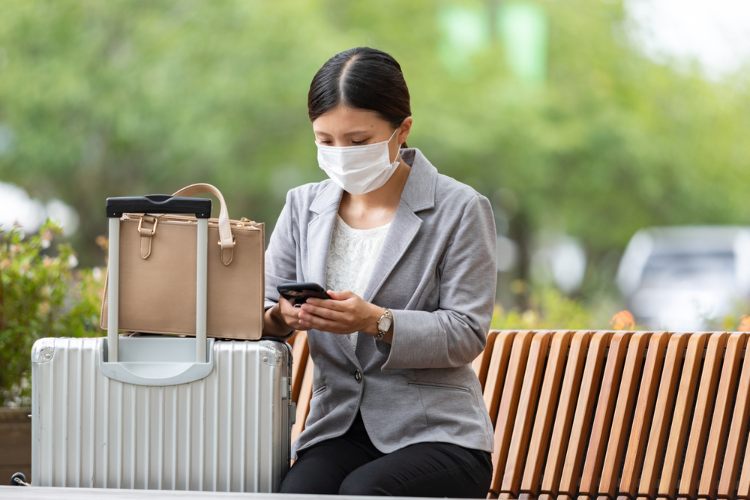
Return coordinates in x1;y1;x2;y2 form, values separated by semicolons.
100;183;264;340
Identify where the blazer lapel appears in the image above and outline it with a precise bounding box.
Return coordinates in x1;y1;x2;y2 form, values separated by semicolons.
363;148;437;303
362;203;421;303
306;182;361;365
307;181;343;285
306;211;336;287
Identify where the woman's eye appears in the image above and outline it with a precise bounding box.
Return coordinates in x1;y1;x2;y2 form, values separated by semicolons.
351;139;367;145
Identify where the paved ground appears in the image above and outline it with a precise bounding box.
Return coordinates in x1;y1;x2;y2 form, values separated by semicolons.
0;486;457;500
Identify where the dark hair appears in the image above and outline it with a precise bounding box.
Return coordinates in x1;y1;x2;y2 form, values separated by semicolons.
308;47;411;131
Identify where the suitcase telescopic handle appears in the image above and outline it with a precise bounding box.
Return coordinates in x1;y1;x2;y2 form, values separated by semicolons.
106;195;212;218
105;196;211;365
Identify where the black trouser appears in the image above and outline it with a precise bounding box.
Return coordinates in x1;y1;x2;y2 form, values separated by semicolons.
280;412;492;497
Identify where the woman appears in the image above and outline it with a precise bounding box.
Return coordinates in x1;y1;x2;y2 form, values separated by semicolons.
263;47;497;497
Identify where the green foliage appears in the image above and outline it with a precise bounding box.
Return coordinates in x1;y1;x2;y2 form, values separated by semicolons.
491;285;594;330
0;221;102;406
0;0;749;299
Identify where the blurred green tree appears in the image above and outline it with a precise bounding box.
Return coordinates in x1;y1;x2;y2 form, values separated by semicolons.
1;0;749;305
0;0;346;261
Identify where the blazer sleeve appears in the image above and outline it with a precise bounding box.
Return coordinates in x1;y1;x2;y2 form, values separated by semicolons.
382;194;497;370
264;190;298;311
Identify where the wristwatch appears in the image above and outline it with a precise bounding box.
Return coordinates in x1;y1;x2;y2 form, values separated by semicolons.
375;308;393;340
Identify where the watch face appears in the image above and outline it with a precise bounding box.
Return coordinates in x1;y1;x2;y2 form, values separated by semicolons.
379;315;392;333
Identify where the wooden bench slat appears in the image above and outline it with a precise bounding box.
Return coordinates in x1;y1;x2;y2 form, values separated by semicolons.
639;333;691;498
500;332;554;497
597;332;652;497
698;332;749;498
678;332;730;498
520;331;574;497
474;331;499;390
558;331;613;497
738;405;750;499
618;331;671;497
488;331;535;498
656;332;711;498
291;356;314;445
579;331;633;496
483;331;518;426
539;331;593;496
289;331;309;404
718;336;750;498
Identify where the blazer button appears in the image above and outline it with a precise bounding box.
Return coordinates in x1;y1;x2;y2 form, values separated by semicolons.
354;370;363;383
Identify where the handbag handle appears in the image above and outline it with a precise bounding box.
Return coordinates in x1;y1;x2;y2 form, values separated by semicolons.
173;183;235;265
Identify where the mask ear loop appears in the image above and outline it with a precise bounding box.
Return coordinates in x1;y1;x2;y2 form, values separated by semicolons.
390;127;402;167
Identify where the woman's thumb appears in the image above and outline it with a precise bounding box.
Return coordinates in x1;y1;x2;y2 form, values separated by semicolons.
327;289;351;300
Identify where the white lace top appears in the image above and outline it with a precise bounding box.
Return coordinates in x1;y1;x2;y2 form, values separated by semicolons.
326;214;391;347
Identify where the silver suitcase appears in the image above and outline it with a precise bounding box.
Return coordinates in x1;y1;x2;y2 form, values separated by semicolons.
31;194;291;492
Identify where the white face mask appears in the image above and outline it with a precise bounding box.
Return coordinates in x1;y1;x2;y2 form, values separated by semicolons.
316;129;401;195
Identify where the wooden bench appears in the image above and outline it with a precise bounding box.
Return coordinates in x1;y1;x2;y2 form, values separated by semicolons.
288;330;750;499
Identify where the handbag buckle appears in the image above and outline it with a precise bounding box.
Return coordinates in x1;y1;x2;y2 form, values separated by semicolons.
218;236;236;266
138;215;159;236
217;235;236;249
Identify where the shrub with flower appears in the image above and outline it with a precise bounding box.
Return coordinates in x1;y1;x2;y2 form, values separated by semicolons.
0;221;103;406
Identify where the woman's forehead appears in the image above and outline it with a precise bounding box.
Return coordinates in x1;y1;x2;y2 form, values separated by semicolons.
312;105;389;134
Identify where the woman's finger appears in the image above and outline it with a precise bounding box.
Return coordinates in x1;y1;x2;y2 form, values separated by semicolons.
304;297;349;311
300;315;349;334
326;289;355;300
281;296;301;309
300;303;347;321
278;297;304;328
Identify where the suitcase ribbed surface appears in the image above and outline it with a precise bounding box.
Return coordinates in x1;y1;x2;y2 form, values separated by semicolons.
31;337;291;492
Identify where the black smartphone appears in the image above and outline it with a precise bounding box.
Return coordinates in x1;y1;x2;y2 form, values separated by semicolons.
277;282;331;307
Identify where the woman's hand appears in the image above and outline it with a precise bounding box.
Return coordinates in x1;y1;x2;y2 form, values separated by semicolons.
274;296;308;331
298;290;383;335
263;296;310;337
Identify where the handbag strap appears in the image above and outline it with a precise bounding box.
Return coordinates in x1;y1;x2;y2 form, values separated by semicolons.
173;183;235;265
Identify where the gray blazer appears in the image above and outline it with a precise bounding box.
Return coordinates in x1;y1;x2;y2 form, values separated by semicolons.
264;148;497;457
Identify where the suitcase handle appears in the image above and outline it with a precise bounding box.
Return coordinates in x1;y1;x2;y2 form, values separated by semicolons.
106;195;212;218
105;197;211;366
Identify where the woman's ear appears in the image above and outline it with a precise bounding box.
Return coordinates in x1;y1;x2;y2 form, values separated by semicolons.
398;116;413;145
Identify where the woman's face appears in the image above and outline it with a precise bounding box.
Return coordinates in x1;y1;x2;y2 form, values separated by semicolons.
312;105;410;161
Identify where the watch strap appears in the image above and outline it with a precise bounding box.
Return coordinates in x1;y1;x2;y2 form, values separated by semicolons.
376;308;393;340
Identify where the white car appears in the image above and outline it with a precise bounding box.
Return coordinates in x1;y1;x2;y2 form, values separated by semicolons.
616;226;750;330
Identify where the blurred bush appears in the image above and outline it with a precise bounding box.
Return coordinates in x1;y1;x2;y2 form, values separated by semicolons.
0;221;102;406
491;285;645;330
493;287;750;332
491;286;593;330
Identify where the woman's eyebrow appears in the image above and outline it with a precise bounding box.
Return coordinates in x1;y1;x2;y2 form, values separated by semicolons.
314;130;372;137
